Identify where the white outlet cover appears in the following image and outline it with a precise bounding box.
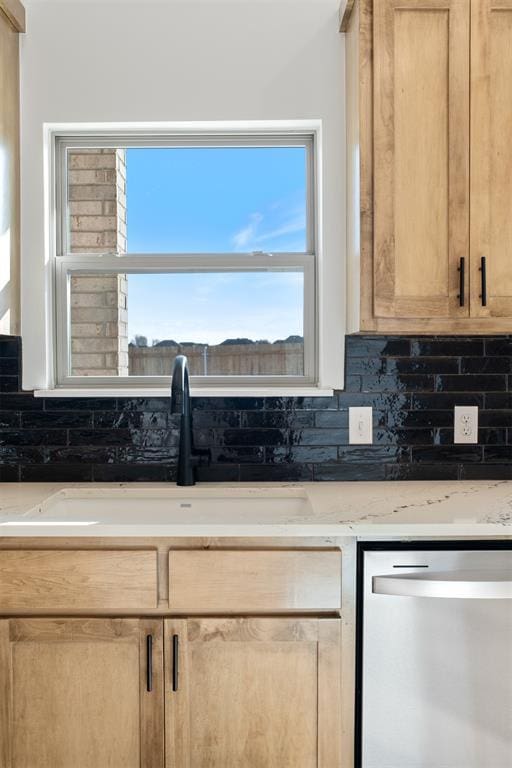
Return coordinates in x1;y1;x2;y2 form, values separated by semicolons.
454;405;479;444
349;406;373;445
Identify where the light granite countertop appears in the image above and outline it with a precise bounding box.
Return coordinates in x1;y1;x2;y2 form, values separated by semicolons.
0;481;511;537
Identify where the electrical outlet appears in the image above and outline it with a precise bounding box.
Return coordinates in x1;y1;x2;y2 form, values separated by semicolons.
349;406;373;444
454;406;478;444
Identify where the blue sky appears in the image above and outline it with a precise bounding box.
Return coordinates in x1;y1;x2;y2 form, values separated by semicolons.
126;146;306;345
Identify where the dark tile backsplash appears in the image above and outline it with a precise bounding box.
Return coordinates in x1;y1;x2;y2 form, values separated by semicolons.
1;334;511;482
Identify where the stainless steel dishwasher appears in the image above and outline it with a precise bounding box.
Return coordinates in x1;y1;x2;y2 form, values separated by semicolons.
358;542;512;768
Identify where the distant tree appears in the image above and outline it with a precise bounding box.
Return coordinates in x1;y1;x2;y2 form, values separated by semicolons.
151;339;160;347
273;335;304;344
131;335;148;347
220;338;255;346
153;339;179;347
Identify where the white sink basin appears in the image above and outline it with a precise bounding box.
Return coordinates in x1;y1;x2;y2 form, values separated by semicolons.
0;487;315;536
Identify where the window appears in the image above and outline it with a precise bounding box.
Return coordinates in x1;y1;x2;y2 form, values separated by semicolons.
54;132;317;389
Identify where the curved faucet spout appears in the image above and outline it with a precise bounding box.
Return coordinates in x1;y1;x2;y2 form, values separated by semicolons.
170;355;210;486
170;355;189;415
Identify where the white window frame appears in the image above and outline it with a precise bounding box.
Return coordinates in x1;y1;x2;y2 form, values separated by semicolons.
23;120;345;397
52;129;322;392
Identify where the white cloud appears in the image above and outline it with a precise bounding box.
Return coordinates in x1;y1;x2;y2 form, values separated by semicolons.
254;214;305;244
231;199;306;252
232;212;263;249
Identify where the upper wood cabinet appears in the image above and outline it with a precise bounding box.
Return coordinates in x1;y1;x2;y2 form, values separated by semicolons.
373;0;470;321
343;0;512;333
0;618;165;768
470;0;512;319
164;617;342;768
0;1;24;336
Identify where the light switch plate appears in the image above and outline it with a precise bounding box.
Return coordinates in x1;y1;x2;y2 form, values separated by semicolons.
349;407;373;445
454;406;478;444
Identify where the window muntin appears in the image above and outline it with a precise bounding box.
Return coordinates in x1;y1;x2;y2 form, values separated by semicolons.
55;133;317;388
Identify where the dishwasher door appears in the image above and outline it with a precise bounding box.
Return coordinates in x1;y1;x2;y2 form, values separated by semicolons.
361;545;512;768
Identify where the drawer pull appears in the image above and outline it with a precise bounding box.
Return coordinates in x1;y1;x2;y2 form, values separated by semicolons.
172;634;179;692
479;256;487;306
146;634;153;692
457;256;465;307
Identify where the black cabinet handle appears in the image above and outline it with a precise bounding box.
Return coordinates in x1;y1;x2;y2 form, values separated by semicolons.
146;634;153;692
457;257;465;307
479;256;487;306
172;634;179;692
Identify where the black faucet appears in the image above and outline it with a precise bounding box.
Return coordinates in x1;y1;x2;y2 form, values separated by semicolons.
170;355;210;486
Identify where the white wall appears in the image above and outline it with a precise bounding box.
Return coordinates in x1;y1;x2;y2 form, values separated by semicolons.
20;0;345;390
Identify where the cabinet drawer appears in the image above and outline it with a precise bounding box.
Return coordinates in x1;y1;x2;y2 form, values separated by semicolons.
168;550;341;613
0;550;158;612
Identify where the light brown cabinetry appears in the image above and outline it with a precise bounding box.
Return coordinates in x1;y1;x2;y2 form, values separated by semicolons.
373;0;470;321
470;0;512;319
0;549;158;613
164;617;341;768
0;544;343;767
169;549;342;613
344;0;512;332
0;0;24;335
0;618;165;768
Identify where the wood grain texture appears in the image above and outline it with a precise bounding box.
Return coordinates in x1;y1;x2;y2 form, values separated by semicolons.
0;618;164;768
0;622;11;768
358;0;374;327
373;0;470;320
0;9;21;334
345;0;373;334
139;618;165;768
0;0;25;32
394;8;449;298
339;0;356;31
169;550;342;614
470;0;512;319
0;550;158;612
0;539;340;614
360;315;512;333
318;620;343;766
339;537;357;768
356;0;512;334
0;536;338;550
345;0;362;332
165;618;342;768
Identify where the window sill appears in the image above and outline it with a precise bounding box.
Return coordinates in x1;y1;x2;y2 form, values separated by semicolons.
33;387;335;399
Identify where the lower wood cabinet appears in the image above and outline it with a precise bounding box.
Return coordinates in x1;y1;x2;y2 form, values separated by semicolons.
0;618;165;768
0;616;341;768
164;617;342;768
0;546;342;767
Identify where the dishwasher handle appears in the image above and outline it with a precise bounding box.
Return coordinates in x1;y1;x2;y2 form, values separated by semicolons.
373;570;512;599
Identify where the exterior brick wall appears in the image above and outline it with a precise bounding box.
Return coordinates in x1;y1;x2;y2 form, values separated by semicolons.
68;149;128;376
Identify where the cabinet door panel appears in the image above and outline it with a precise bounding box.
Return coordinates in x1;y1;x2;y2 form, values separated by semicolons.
471;0;512;317
373;0;470;319
0;618;164;768
164;618;341;768
168;549;342;613
0;550;158;613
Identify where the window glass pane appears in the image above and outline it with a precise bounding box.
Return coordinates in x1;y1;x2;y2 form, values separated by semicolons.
66;145;308;254
69;271;304;377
